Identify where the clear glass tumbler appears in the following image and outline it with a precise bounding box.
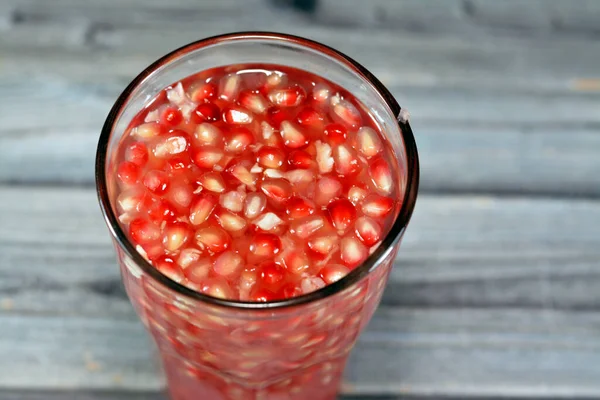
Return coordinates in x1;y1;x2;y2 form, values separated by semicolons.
96;32;419;400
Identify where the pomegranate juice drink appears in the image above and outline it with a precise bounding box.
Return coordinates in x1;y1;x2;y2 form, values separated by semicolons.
97;33;418;400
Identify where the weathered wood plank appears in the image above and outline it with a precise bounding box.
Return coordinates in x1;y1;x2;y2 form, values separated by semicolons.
2;308;600;396
1;187;599;317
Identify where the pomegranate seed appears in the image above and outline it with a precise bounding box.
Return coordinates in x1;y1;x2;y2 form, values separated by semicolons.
117;161;140;185
333;144;359;176
280;283;301;299
129;218;160;244
324;123;347;145
327;198;357;232
192;146;224;168
213;251;244;277
249;233;282;257
263;168;284;179
190;81;217;102
254;212;285;232
290;215;325;239
189;193;218;226
268;85;306;107
319;264;350;284
219;190;246;213
261;121;275;140
260;178;292;203
315;140;334;174
281;250;310;274
356;126;383;157
250;287;277;302
153;133;189;158
195;226;231;254
198;172;226;193
162;221;192;252
285;169;315;184
133;122;162;138
244;193;267;219
155;256;184;283
348;186;367;205
369;157;393;194
191;103;220;123
266;71;286;88
239;91;268;114
168;182;193;208
286;197;315;219
223;106;253;125
287;150;313;169
308;234;339;255
125;142;148;167
147;199;177;224
138;242;164;262
230;163;257;188
177;248;203;269
225;128;254;153
215;209;247;232
257;146;285;169
340;237;368;268
160;107;183;126
219;73;241;102
166;156;192;172
315;176;342;206
144;110;159;123
280;121;308;149
297;107;323;127
239;267;258;298
143;170;169;194
266;107;293;128
251;163;264;173
259;261;285;285
312;83;331;103
201;278;233;299
194;123;223;146
300;276;326;294
116;188;145;213
184;258;212;283
355;216;382;246
330;95;361;128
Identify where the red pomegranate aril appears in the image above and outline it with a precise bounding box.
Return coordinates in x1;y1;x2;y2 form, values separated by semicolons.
297;107;324;127
327;198;357;232
287;150;313;169
230;162;257;188
348;185;367;205
312;83;331;103
257;146;285;169
268;85;306;107
324;123;347;145
194;123;223;146
198;171;226;193
219;190;246;213
356;126;383;157
308;234;339;255
266;107;293;128
285;169;315;185
190;81;217;102
249;233;282;258
155;256;184;283
168;182;193;208
147;198;177;224
260;178;292;203
315;176;342;206
280;121;308;149
223;106;253;125
162;222;192;252
143;170;169;194
319;264;350;284
200;278;233;299
153;133;189;158
225;128;254;154
333;144;359;176
300;276;326;294
161;107;183;126
315;140;334;174
129;217;160;244
290;215;325;239
195;226;231;254
184;257;212;283
330;96;361;128
125;142;148;167
219;73;241;102
215;209;247;232
355;216;382;246
213;251;244;277
369;157;393;194
259;261;285;285
117;188;145;213
280;282;301;299
239;90;268;114
286;197;315;219
244;192;267;219
133;122;162;138
340;237;368;268
117;161;140;185
192;146;224;168
361;194;394;218
250;287;277;303
253;212;284;232
281;250;310;274
191;103;220;123
166;156;192;172
189;193;218;226
177;247;203;269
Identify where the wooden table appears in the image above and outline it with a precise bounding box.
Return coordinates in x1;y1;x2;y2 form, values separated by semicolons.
1;0;600;398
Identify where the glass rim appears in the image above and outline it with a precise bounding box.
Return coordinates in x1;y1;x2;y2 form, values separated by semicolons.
95;31;420;310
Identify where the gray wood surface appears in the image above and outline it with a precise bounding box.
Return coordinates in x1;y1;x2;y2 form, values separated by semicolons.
1;0;599;398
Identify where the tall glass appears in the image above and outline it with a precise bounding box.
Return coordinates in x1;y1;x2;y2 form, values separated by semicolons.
96;32;419;400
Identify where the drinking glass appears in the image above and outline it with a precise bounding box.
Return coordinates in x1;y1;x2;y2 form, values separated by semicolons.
96;32;419;400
